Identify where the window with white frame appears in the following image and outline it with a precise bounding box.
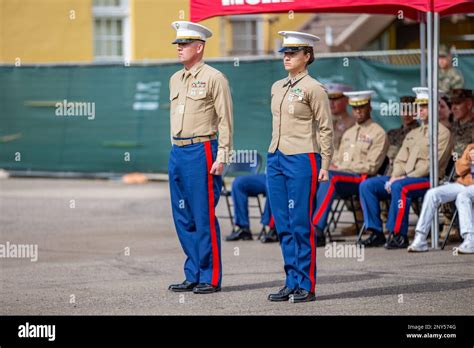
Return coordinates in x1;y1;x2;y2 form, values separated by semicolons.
229;15;264;56
93;0;130;61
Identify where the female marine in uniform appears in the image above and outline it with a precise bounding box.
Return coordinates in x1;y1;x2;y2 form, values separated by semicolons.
266;31;333;303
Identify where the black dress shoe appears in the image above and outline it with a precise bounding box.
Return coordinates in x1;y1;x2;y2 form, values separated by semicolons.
168;280;198;292
290;288;316;303
268;286;295;302
192;283;221;294
261;228;279;243
225;227;253;241
358;231;386;247
384;233;409;249
384;233;394;246
316;227;326;247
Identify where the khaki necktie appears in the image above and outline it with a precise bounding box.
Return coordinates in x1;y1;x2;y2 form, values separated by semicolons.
352;125;361;161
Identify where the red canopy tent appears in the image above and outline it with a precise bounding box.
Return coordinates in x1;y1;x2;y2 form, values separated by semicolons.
189;0;474;248
435;0;474;16
191;0;427;22
191;0;474;21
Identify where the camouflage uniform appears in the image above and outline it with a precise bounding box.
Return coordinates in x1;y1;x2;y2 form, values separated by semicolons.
439;68;464;95
438;45;464;95
451;120;474;159
450;89;474;166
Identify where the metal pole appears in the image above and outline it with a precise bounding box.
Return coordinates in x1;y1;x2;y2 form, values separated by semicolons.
431;12;440;249
427;11;436;249
420;15;427;86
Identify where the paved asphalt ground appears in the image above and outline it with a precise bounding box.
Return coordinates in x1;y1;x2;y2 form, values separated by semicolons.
0;177;472;315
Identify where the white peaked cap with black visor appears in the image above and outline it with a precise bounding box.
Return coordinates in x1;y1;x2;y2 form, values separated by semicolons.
278;31;320;53
171;21;212;44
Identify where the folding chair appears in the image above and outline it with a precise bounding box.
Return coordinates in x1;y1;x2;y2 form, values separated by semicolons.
441;209;462;249
324;195;360;242
219;153;264;235
326;156;390;242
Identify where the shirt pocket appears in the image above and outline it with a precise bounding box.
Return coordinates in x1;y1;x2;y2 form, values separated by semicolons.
170;89;179;116
415;147;429;171
340;140;354;165
417;142;430;159
291;96;312;119
358;141;371;156
414;144;429;170
395;147;408;162
186;89;208;114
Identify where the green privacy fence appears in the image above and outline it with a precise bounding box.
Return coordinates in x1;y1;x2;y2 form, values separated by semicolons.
1;54;473;173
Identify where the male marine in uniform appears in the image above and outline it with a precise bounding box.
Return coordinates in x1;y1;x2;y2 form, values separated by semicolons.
359;87;453;249
312;91;389;241
379;95;420;225
168;21;233;294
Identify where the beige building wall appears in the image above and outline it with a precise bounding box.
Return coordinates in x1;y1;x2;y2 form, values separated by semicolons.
0;0;93;63
0;0;312;63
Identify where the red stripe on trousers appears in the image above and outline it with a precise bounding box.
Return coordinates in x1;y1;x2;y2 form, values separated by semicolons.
204;141;220;286
269;215;275;229
308;154;318;293
312;174;363;225
393;181;431;233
